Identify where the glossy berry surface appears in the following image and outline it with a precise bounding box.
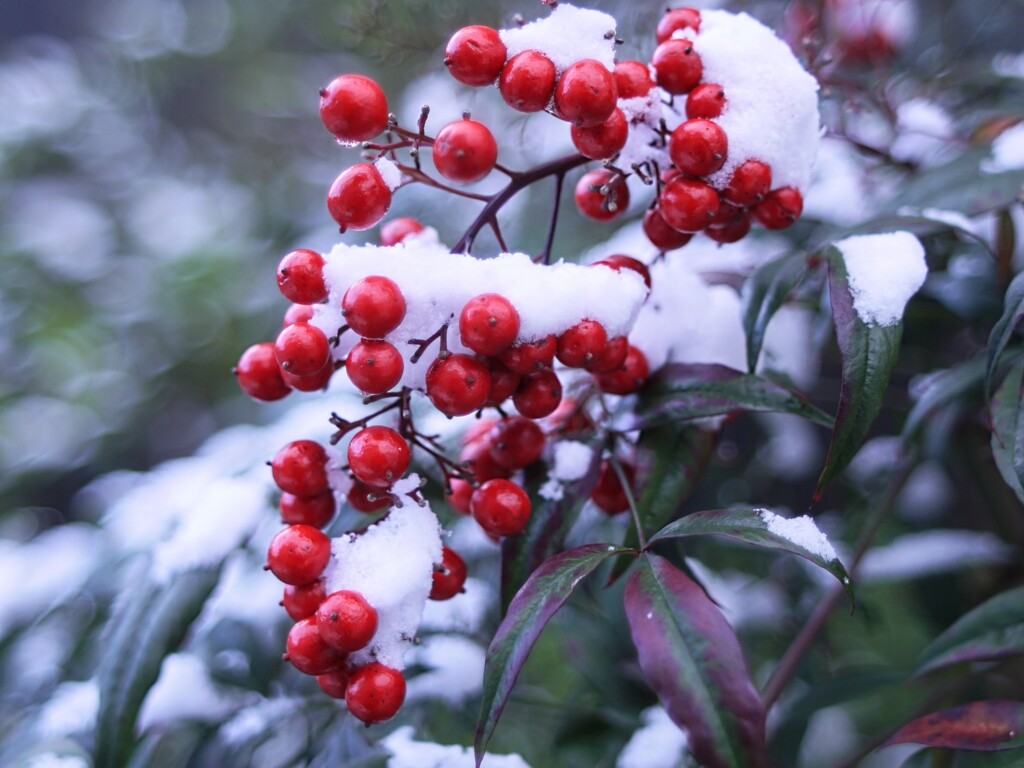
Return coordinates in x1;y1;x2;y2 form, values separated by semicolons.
651;39;703;95
345;663;407;725
275;321;330;377
341;275;407;339
380;217;425;246
446;478;474;515
280;489;336;528
271;440;329;497
724;159;772;207
347;426;410;489
753;187;804;230
277;249;327;305
499;335;557;374
488;416;546;470
347;480;392;513
444;25;506;86
459;293;520;356
513;368;563;419
282;579;327;621
484;359;522;406
575;169;629;222
659;176;719;233
268;524;332;586
557;319;608;368
554;59;618;128
643;206;694;251
686;83;727;119
281;361;333;393
319;74;388;143
345;339;404;394
430;547;468;600
317;669;350;699
591;459;635;514
595;345;650;395
613;60;654;99
285;616;343;675
460;437;512;483
592;254;652;290
433;119;498;184
571;108;629;160
327;163;392;232
705;212;752;244
316;590;378;652
499;51;557;113
669;118;728;177
236;342;291;402
586;335;630;374
471;478;532;537
656;7;702;43
426;354;492;417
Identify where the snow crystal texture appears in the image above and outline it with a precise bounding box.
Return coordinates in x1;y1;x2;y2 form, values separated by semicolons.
836;231;927;326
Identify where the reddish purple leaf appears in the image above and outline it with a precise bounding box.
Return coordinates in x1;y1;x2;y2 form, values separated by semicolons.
888;700;1024;751
625;554;766;768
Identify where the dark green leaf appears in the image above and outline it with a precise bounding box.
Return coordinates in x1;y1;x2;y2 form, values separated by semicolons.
991;364;1024;504
740;251;813;373
887;700;1024;751
917;585;1024;674
986;270;1024;402
475;544;630;765
625;554;766;768
887;147;1024;215
902;356;988;440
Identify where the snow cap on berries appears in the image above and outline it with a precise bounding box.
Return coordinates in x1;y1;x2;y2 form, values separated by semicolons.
499;4;618;71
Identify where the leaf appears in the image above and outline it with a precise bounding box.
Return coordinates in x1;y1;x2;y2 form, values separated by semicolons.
816;249;904;500
902;357;988;440
887;147;1024;215
475;544;630;765
917;585;1024;674
741;251;813;373
625;554;766;768
95;566;221;768
887;701;1024;752
986;270;1024;402
649;507;852;598
991;364;1024;504
629;363;833;429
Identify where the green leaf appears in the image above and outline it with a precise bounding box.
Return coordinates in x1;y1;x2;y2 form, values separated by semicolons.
629;363;833;429
887;147;1024;215
816;249;904;500
991;364;1024;504
475;544;630;765
887;700;1024;752
917;585;1024;675
902;357;988;440
624;554;766;768
740;251;813;373
649;507;852;599
95;565;221;768
986;270;1024;402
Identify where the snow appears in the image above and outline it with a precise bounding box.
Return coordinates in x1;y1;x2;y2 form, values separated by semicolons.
138;653;243;730
616;92;668;173
420;576;493;633
859;530;1015;582
375;156;403;190
405;634;485;703
804;138;875;225
220;697;302;745
499;4;617;72
36;680;99;738
616;706;689;768
835;231;927;326
983;121;1024;173
22;756;90;768
828;0;917;48
550;440;594;481
993;51;1024;79
383;726;532;768
758;509;838;562
891;99;954;166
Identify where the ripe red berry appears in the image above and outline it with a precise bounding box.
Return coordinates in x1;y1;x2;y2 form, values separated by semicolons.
319;74;389;143
571;108;629;160
281;361;334;393
591;459;635;514
643;206;693;251
430;547;468;600
586;335;630;374
613;60;654;99
705;212;752;244
236;342;291;402
592;254;652;290
471;478;532;537
345;663;406;725
426;354;492;417
651;39;703;95
342;275;407;339
327;164;392;233
499;50;557;113
488;416;546;470
380;217;425;246
659;176;719;233
275;321;331;377
347;480;392;514
459;293;520;356
513;368;562;419
317;669;350;699
277;249;328;305
285;616;344;675
669;118;728;177
346;339;404;394
557;319;608;368
317;590;378;653
433;119;498;184
268;524;332;586
281;489;336;528
447;478;474;515
271;440;330;496
484;359;522;407
460;437;511;483
595;345;650;395
499;335;557;374
687;83;727;119
752;187;804;230
282;579;327;621
444;25;507;87
723;159;772;207
464;417;498;447
656;7;702;44
554;59;618;128
575;169;630;222
347;426;410;489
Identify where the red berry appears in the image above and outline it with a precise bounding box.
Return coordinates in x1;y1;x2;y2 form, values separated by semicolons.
268;524;332;586
752;187;803;230
445;25;507;87
433;119;498;184
346;339;404;394
459;293;520;356
591;254;652;290
460;437;511;483
430;547;468;600
277;249;328;305
651;39;703;95
317;590;378;653
236;343;291;402
347;480;392;513
342;275;407;339
447;478;474;515
426;354;492;417
643;206;693;251
471;479;532;537
285;616;343;675
464;417;498;447
347;426;411;489
656;8;702;44
686;83;727;119
586;335;630;374
669;118;728;177
557;319;608;368
281;489;336;528
499;50;557;113
488;416;546;470
282;579;327;622
571;108;628;160
271;440;330;496
327;163;392;232
319;74;389;143
281;361;334;393
284;303;315;326
554;59;618;128
499;335;557;374
659;176;719;233
345;663;406;725
317;669;350;699
591;459;635;514
513;369;562;419
380;217;425;246
484;359;522;407
595;345;650;395
705;212;752;244
575;169;629;222
723;159;772;207
613;60;654;99
275;321;330;377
